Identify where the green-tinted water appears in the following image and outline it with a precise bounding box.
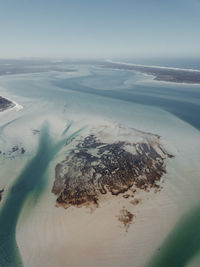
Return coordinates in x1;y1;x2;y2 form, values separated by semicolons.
0;67;200;267
0;122;81;266
147;204;200;267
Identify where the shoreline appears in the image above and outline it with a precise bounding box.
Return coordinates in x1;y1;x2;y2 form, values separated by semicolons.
0;96;23;113
0;96;14;112
104;60;200;85
106;59;200;73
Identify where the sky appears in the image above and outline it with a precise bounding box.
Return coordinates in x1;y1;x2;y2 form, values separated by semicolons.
0;0;200;59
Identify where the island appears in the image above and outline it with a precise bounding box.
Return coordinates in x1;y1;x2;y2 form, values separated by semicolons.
0;96;15;112
52;123;173;211
103;61;200;84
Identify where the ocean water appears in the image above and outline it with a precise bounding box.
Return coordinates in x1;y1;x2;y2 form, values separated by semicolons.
118;58;200;71
0;63;200;266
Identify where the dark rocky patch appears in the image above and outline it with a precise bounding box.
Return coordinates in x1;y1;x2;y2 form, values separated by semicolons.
123;194;130;199
52;134;172;209
0;96;14;112
0;189;4;202
130;199;141;205
0;145;26;159
117;209;135;231
21;148;25;154
32;129;40;135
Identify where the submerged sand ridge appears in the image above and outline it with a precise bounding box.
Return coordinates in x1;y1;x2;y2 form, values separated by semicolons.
52;123;173;214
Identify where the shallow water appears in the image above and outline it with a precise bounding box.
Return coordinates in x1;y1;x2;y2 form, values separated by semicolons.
0;123;52;266
0;65;200;266
147;203;200;267
0;119;82;266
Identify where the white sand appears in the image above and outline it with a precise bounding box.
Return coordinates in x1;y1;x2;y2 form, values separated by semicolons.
16;180;178;267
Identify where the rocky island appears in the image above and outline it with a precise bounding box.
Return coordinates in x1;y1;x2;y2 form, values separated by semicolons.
0;96;14;112
52;123;173;210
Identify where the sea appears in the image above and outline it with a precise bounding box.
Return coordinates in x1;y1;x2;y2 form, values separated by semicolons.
0;59;200;267
119;58;200;71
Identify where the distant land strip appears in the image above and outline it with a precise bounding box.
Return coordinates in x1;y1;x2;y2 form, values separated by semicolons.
103;60;200;84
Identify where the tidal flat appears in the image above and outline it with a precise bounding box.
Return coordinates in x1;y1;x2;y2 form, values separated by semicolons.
0;61;200;267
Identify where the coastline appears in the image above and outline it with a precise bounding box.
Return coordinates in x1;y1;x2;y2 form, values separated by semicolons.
0;96;23;113
103;60;200;85
106;59;200;73
0;96;14;112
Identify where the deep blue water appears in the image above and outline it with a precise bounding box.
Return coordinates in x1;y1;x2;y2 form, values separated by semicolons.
54;70;200;131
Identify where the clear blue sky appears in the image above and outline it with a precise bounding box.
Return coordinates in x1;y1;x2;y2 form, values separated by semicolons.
0;0;200;59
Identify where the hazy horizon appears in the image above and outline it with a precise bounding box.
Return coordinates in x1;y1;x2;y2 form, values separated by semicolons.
1;0;200;59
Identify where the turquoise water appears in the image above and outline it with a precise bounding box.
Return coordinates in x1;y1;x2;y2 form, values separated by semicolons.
0;123;51;266
54;72;200;130
0;65;200;266
147;203;200;267
0;122;81;266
